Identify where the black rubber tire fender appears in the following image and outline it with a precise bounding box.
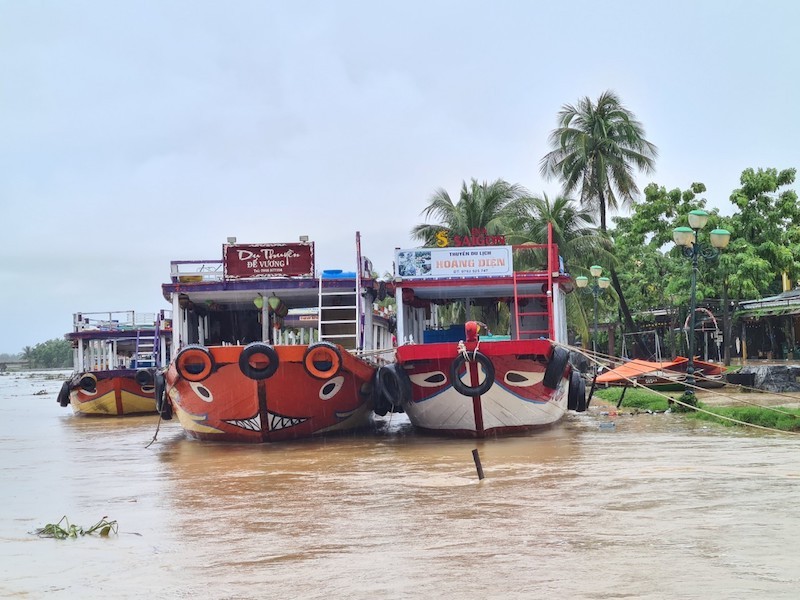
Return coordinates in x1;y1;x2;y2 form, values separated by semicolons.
567;369;581;411
449;352;495;397
154;370;172;420
78;373;97;393
135;368;154;387
575;377;587;412
238;342;279;380
543;346;570;389
375;363;412;409
57;381;71;407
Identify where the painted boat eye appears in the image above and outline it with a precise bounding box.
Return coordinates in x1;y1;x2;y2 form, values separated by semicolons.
409;371;447;387
503;371;544;387
189;382;213;402
320;376;344;400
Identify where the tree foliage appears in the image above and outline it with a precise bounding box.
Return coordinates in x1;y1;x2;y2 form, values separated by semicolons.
411;178;528;246
539;90;658;231
22;339;73;369
724;167;799;298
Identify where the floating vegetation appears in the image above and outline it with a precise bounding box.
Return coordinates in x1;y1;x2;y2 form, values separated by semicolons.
34;516;118;539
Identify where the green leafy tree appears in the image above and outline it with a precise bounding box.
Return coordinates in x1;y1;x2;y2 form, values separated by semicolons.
612;182;728;358
28;339;73;369
540;91;658;357
726;167;799;296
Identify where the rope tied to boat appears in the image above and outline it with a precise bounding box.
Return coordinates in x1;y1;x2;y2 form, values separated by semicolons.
456;339;481;362
552;339;799;436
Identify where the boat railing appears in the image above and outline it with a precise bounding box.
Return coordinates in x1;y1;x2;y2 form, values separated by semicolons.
170;260;225;282
73;311;158;332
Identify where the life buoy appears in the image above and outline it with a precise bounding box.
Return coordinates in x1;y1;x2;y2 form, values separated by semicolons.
449;352;495;397
568;369;581;411
175;345;214;382
302;341;342;379
78;373;97;393
542;346;570;389
239;342;279;380
154;370;172;420
375;364;412;409
135;368;154;387
57;381;71;407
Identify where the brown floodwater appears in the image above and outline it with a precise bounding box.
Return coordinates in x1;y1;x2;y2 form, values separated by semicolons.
2;371;799;599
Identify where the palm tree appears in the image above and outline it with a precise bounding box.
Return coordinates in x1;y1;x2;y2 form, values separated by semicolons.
411;178;528;245
540;91;658;357
21;346;34;369
412;178;529;331
511;193;614;346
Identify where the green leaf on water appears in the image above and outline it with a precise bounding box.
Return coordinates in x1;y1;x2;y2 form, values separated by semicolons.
33;516;118;539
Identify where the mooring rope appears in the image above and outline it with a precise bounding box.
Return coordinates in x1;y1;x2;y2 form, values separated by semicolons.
145;413;162;448
552;340;799;436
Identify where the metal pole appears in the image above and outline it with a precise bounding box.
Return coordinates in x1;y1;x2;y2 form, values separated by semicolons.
686;230;699;394
593;285;599;359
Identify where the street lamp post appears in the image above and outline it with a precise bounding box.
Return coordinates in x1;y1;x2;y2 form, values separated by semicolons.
672;210;731;397
575;266;611;358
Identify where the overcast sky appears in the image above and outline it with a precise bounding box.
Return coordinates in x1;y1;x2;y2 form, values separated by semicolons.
1;0;798;354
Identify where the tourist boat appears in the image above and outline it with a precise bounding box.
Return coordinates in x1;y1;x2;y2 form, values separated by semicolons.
595;356;725;391
57;310;173;416
372;225;583;438
159;233;393;443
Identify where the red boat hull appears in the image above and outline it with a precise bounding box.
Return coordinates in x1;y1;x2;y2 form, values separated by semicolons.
165;344;376;443
395;340;570;437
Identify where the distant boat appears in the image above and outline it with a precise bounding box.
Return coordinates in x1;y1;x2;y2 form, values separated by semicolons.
595;356;725;391
159;233;393;443
373;224;582;438
57;310;172;416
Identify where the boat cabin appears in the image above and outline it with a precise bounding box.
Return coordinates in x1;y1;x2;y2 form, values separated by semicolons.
161;235;393;361
66;310;172;372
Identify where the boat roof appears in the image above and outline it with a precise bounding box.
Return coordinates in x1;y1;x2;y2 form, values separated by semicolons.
391;240;572;301
66;310;167;340
393;272;569;301
161;274;367;309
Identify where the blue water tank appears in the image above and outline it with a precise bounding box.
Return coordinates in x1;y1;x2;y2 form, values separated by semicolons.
322;269;356;279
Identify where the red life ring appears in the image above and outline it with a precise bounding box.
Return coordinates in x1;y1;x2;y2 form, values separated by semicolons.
175;345;214;382
303;342;342;379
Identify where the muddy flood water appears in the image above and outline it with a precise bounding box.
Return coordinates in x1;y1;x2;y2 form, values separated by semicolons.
1;371;799;599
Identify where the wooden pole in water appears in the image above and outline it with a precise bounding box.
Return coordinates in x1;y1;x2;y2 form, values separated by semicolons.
472;449;485;480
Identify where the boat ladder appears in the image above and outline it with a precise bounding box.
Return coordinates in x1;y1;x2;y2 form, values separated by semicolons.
318;278;359;350
512;271;551;340
133;329;157;368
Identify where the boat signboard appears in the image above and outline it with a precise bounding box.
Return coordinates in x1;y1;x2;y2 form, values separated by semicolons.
223;242;315;279
395;245;513;279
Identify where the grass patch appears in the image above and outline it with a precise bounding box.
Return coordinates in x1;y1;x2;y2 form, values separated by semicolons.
690;405;800;432
593;386;672;412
